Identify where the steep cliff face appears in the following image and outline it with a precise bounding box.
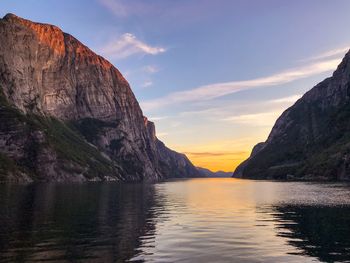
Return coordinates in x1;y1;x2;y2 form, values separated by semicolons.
234;50;350;180
0;14;199;182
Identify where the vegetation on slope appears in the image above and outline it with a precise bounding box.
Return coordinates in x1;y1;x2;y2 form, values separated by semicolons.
0;90;118;181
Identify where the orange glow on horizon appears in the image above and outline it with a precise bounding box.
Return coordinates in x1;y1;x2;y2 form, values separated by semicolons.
186;151;250;172
167;138;258;172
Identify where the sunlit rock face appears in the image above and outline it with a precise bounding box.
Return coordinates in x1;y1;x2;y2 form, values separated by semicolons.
234;51;350;180
0;13;199;182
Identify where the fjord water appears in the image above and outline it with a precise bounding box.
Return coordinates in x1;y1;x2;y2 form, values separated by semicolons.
1;179;350;262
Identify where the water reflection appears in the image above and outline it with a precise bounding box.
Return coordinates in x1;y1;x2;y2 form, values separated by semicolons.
1;179;350;262
271;205;350;262
0;183;161;262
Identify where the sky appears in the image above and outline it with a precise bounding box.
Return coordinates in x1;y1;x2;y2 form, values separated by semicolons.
2;0;350;172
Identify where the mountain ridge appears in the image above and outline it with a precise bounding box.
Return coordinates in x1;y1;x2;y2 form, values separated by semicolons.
196;167;233;178
0;13;200;182
234;50;350;181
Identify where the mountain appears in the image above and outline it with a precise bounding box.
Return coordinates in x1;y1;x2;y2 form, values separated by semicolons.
0;14;200;182
196;167;233;178
234;51;350;181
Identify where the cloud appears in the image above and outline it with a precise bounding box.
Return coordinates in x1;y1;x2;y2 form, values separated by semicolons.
173;138;256;171
143;65;160;74
179;108;222;117
149;116;169;121
141;81;153;88
222;111;282;127
99;33;166;60
141;58;341;111
302;46;349;62
170;122;182;128
98;0;127;17
156;132;168;138
167;94;302;119
270;94;302;104
98;0;155;17
184;151;247;157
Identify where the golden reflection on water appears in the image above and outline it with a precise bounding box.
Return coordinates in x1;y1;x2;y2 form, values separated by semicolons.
1;179;350;262
131;178;319;262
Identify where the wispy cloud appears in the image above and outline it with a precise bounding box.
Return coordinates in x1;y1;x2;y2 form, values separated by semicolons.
302;46;349;62
184;151;247;157
98;0;155;17
179;108;222;117
198;94;302;126
99;33;166;60
141;58;340;111
156;132;168;138
172;94;301;127
172;138;256;171
270;94;302;104
98;0;127;17
222;112;282;127
141;81;153;88
149;116;169;121
143;65;160;74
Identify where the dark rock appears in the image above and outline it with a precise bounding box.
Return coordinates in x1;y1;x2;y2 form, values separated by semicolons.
234;50;350;181
197;167;233;178
0;14;200;182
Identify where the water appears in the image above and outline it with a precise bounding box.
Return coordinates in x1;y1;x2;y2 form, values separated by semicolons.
1;179;350;263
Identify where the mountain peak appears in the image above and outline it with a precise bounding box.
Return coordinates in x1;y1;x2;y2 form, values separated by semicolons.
0;14;200;182
234;50;350;180
2;13;36;26
3;13;19;20
3;13;51;26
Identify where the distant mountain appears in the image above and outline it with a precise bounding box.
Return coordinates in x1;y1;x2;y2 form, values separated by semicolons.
0;14;200;182
234;50;350;181
197;167;233;178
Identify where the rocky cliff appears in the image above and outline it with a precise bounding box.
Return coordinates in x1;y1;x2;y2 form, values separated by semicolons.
234;50;350;180
0;14;199;182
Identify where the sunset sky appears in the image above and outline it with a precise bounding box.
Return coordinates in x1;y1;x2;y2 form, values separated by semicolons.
3;0;350;171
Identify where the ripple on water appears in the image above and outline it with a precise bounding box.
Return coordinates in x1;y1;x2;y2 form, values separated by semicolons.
0;179;350;262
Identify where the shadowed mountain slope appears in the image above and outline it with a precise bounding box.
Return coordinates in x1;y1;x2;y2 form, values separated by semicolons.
0;14;199;182
234;50;350;180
